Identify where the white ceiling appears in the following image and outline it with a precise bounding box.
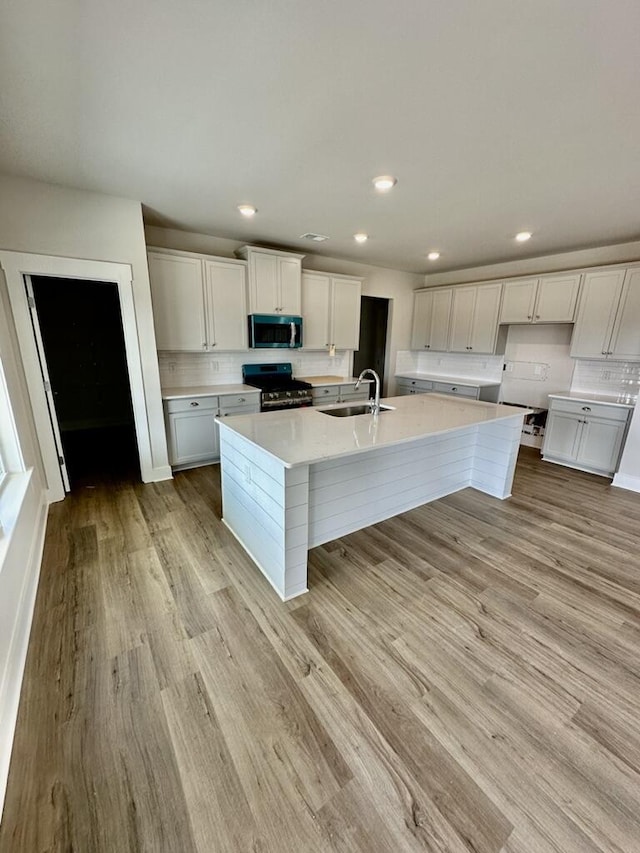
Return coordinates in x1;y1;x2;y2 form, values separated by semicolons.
2;1;640;274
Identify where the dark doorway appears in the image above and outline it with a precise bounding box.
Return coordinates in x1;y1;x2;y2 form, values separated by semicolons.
353;296;389;396
30;276;139;488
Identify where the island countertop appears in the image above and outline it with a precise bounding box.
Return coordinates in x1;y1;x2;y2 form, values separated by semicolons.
216;393;530;468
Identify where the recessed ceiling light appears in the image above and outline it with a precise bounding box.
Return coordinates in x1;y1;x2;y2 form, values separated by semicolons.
354;233;368;243
427;251;441;261
300;232;329;242
238;204;257;217
515;231;532;242
372;175;397;192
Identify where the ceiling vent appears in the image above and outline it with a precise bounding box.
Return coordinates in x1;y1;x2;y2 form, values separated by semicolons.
300;232;329;242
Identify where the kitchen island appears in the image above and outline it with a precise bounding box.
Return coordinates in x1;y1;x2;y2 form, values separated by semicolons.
217;394;530;600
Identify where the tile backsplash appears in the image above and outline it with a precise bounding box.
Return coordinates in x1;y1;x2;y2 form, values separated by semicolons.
158;350;352;388
571;359;640;402
395;350;505;382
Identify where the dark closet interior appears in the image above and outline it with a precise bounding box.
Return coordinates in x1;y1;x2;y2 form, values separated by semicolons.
30;276;140;487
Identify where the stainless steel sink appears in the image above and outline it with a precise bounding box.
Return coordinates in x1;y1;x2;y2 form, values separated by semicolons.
319;404;394;417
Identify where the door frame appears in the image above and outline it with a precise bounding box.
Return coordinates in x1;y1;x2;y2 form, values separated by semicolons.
0;252;154;502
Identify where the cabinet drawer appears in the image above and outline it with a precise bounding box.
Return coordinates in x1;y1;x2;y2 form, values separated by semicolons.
549;399;630;422
397;378;433;392
311;386;339;403
218;393;260;409
433;382;478;398
165;395;219;414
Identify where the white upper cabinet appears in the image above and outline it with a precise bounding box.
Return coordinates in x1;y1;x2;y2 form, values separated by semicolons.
148;252;207;351
410;288;452;351
570;268;640;360
203;259;248;350
499;274;580;324
450;282;502;353
148;249;248;351
237;246;304;315
301;271;362;350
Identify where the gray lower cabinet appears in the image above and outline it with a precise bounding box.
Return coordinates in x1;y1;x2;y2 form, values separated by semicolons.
542;398;630;477
396;378;433;395
311;383;369;405
164;392;260;469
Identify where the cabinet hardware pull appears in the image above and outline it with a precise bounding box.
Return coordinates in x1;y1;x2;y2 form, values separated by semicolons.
239;397;246;402
210;342;216;347
581;406;591;412
602;350;607;354
527;315;532;319
190;401;199;407
535;315;540;319
452;387;457;391
202;343;207;349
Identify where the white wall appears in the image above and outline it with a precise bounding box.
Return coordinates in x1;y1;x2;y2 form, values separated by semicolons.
0;174;169;478
145;226;423;394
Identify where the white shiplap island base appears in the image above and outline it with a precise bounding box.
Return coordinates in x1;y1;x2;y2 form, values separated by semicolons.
217;394;530;601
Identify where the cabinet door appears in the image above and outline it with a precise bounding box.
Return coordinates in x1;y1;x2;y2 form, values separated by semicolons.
610;268;640;360
428;288;453;351
570;270;625;358
331;276;362;350
311;385;339;405
148;253;207;351
278;257;302;314
449;286;476;352
469;283;502;353
410;290;433;349
204;260;248;350
536;274;581;322
542;411;582;461
499;279;538;323
576;417;626;475
301;272;331;349
167;410;219;465
249;252;279;313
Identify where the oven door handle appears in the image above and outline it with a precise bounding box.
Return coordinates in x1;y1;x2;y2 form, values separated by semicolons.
290;322;296;348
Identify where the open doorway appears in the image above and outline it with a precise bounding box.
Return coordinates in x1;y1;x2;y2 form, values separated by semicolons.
353;296;389;395
28;276;139;489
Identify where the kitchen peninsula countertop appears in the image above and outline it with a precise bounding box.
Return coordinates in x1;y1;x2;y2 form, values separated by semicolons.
216;393;530;468
548;391;636;408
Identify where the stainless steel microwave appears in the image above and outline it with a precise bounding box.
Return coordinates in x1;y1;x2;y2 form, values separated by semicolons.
248;314;303;348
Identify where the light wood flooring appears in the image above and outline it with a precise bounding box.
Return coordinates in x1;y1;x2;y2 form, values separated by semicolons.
2;449;640;852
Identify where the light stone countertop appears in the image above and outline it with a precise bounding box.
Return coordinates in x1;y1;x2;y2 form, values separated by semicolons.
548;391;636;408
296;375;370;386
395;372;501;388
161;384;260;400
216;393;531;468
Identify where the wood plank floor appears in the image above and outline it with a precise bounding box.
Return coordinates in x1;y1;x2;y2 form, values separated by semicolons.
2;448;640;852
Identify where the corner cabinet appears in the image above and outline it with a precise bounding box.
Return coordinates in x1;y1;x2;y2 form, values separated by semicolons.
148;249;248;351
499;273;581;324
410;288;452;351
301;271;362;350
542;398;630;477
570;268;640;360
236;246;305;315
449;282;502;354
164;392;260;469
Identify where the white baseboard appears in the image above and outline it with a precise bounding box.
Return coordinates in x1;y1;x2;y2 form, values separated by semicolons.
612;472;640;493
0;480;48;816
143;463;173;482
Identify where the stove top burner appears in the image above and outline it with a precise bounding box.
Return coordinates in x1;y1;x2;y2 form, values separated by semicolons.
242;362;313;410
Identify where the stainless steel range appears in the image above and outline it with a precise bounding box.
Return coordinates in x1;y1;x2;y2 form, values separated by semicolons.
242;363;313;411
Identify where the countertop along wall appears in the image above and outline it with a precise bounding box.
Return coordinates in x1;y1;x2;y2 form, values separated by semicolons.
145;226;423;395
421;241;640;490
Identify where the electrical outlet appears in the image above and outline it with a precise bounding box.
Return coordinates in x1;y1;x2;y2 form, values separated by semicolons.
168;361;177;373
210;361;218;372
602;370;611;380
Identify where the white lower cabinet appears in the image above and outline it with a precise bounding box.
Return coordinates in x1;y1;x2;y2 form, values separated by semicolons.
165;392;260;469
311;382;369;405
542;398;630;477
397;378;433;395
